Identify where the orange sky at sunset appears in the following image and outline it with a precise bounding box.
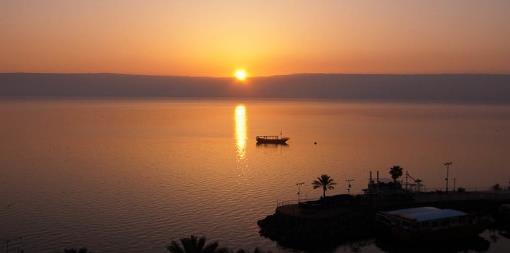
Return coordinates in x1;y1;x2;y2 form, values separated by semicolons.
1;0;510;77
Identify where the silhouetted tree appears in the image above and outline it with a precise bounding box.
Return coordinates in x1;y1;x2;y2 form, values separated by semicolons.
389;166;403;183
493;184;502;191
312;174;336;198
166;236;228;253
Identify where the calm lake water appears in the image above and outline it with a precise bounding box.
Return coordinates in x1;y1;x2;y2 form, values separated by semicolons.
1;99;510;253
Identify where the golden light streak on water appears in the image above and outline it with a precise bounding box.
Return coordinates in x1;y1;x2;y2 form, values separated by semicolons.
234;104;247;160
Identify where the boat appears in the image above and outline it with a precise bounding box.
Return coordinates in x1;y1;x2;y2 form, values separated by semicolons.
376;207;489;241
256;135;289;144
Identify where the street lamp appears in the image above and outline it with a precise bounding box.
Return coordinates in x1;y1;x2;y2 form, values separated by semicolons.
346;179;354;194
296;182;304;204
444;162;452;193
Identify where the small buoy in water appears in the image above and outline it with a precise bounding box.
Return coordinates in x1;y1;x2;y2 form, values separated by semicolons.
314;141;317;145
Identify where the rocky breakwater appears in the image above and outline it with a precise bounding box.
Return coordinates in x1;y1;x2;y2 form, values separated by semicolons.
257;196;375;250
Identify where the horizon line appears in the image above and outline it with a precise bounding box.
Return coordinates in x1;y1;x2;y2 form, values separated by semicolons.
2;71;510;79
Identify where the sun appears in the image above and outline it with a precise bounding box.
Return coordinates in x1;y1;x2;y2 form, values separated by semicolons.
234;69;248;81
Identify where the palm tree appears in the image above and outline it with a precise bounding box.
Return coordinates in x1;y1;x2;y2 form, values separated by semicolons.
389;166;403;183
312;174;336;198
167;236;228;253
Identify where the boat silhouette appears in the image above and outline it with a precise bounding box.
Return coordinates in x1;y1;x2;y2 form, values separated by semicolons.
256;135;289;144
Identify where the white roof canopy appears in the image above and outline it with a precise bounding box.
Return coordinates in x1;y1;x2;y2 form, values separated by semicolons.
384;207;467;222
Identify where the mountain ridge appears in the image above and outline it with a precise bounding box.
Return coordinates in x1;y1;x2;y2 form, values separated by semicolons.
1;73;509;104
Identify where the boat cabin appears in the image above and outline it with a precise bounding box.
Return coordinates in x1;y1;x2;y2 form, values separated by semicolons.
256;136;283;140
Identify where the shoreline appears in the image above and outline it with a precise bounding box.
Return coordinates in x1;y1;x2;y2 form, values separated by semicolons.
258;191;510;250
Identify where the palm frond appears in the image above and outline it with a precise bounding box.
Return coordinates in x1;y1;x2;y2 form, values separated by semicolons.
197;237;206;252
202;241;219;253
215;247;230;253
181;237;195;253
167;241;185;253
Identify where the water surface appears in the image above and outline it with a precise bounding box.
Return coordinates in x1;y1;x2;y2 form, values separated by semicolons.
1;100;510;252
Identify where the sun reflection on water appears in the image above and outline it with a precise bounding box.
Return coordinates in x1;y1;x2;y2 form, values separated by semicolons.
235;104;247;160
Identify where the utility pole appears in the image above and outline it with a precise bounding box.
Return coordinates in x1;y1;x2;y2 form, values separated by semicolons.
415;179;423;192
444;162;452;193
453;177;456;192
405;171;409;191
346;179;354;194
296;182;304;204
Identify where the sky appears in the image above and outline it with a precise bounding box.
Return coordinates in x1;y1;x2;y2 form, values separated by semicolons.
1;0;510;77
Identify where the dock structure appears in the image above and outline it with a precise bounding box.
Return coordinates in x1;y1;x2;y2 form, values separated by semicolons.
259;167;510;250
259;189;510;250
273;190;510;219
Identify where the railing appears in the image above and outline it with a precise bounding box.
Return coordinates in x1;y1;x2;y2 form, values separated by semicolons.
276;198;319;207
276;189;510;207
1;237;23;253
420;186;507;192
414;190;510;203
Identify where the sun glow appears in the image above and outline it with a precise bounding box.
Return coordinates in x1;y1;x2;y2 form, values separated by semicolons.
234;69;248;81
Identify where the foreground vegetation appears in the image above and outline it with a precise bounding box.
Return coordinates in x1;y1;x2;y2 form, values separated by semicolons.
58;236;270;253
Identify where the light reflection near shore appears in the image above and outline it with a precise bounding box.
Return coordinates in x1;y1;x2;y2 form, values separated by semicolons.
235;104;247;160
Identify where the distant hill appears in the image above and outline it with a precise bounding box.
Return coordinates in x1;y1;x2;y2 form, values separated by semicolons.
1;73;510;104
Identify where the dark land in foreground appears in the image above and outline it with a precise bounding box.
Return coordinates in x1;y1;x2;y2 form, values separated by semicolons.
258;191;510;250
1;73;510;104
257;169;510;251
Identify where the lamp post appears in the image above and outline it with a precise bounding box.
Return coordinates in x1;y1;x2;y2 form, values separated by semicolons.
444;162;452;193
346;179;354;194
296;182;304;204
